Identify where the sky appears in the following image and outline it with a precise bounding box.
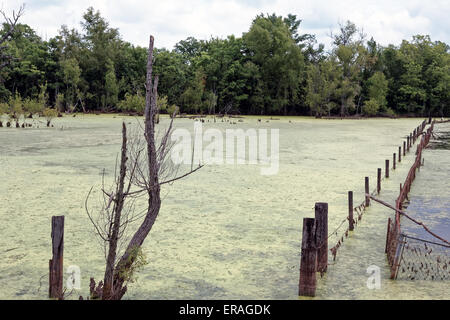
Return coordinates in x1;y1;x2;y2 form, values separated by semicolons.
1;0;449;50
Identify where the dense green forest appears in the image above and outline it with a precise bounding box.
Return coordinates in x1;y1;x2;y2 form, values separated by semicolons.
0;7;449;117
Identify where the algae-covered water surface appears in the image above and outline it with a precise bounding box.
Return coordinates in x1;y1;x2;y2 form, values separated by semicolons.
0;115;448;299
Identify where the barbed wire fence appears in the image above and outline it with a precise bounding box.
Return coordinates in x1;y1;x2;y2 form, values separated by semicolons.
385;120;450;280
328;121;429;263
299;119;450;297
397;234;450;280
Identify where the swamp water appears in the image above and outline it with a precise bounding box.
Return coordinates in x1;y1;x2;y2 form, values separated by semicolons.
0;115;448;299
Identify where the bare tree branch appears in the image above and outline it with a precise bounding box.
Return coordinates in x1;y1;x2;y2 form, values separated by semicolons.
85;35;203;300
0;4;25;70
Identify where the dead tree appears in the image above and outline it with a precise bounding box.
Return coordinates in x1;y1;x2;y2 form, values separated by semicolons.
0;5;25;71
85;35;203;300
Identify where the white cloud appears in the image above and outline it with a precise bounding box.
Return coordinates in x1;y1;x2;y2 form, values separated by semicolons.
1;0;449;49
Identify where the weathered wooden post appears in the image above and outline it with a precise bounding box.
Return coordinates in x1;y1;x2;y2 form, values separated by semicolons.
348;191;354;231
365;177;370;206
385;217;391;254
393;153;396;170
398;146;402;162
390;234;405;279
299;218;317;297
385;159;390;178
377;168;381;194
407;136;410;151
403;141;406;156
49;216;64;299
315;203;328;274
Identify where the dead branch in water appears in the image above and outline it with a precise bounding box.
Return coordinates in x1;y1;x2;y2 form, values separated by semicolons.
367;194;450;245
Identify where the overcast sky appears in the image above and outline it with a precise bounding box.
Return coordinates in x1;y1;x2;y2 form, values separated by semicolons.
2;0;449;50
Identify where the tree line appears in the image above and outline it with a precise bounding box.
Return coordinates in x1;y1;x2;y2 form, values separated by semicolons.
0;7;449;118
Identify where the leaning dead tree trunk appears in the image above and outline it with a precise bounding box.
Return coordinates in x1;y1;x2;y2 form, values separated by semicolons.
86;35;202;300
107;36;161;300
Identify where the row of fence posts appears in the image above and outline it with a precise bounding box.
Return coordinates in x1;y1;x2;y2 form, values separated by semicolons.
47;122;434;299
387;120;433;279
299;157;390;296
299;119;430;296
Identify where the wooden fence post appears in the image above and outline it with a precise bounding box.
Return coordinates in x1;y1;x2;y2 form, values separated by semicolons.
407;136;410;151
385;217;391;254
377;169;381;194
315;203;328;274
393;153;396;170
398;146;401;162
390;234;405;279
299;218;317;297
348;191;354;231
365;177;370;206
49;216;64;299
403;141;406;156
385;159;390;178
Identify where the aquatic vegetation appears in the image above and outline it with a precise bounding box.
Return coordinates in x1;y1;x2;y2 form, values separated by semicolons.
0;116;448;299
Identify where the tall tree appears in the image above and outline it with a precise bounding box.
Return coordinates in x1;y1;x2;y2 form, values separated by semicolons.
104;59;119;110
60;57;81;108
243;14;304;115
80;7;121;109
306;59;339;116
331;21;368;116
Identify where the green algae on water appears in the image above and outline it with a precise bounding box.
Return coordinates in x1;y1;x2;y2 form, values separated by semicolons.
0;115;448;299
